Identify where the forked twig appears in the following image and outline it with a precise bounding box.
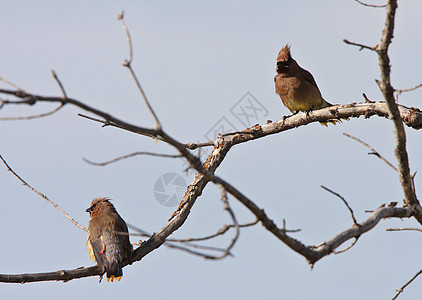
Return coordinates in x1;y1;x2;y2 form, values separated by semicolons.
343;132;398;172
117;11;162;130
395;83;422;94
343;39;376;51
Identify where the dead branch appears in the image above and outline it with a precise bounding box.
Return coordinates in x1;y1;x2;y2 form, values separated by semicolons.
386;227;422;232
0;155;87;232
355;0;386;8
343;39;376;51
117;11;161;130
395;83;422;94
375;0;422;223
83;151;182;166
392;269;422;299
343;132;398;172
321;185;358;226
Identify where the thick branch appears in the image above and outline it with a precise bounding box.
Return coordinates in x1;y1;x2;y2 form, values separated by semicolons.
376;0;421;222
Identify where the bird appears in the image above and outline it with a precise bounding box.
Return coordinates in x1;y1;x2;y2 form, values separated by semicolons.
274;44;346;126
86;197;133;282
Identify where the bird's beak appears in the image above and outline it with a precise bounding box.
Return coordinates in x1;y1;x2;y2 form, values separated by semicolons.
86;207;93;213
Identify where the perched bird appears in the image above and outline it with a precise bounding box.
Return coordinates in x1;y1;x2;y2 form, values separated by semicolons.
86;197;132;282
274;44;346;126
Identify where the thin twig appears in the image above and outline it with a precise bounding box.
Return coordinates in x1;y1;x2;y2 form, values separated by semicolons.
333;237;359;254
0;103;64;121
127;224;233;259
0;155;87;232
355;0;386;8
185;141;215;150
77;113;166;141
51;70;67;98
392;269;422;300
214;184;240;259
170;220;259;243
395;83;422;94
343;39;377;51
0;76;25;91
117;11;162;130
343;132;398;172
117;11;133;65
281;219;301;233
321;185;358;226
83;152;182;166
362;93;375;103
386;227;422;232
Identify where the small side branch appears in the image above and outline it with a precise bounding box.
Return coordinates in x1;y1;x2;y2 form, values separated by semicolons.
343;132;398;172
395;83;422;94
321;185;358;226
386;227;422;232
51;70;68;98
355;0;386;8
0;155;87;232
117;11;162;130
392;269;422;300
343;39;376;51
83;151;182;166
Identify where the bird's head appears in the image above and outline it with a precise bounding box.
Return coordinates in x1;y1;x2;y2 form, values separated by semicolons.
276;44;293;73
86;197;115;216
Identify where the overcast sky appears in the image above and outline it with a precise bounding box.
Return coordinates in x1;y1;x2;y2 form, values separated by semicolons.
1;1;421;299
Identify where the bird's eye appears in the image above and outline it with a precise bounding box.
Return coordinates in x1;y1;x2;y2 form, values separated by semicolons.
277;61;289;67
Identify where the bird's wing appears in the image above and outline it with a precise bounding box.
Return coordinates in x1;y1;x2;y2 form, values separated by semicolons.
300;68;319;88
87;233;107;273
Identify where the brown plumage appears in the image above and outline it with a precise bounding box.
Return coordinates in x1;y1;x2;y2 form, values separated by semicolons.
86;197;132;282
274;44;346;126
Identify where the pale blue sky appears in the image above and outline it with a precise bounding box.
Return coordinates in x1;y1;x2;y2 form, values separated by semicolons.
1;1;421;299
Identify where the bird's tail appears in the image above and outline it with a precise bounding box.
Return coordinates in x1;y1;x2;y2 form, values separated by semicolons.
319;118;349;127
319;100;349;126
106;261;123;282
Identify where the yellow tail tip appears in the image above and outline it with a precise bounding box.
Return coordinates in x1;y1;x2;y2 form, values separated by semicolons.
106;275;122;282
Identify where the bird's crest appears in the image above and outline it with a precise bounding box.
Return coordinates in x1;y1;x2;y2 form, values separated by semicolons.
276;44;292;63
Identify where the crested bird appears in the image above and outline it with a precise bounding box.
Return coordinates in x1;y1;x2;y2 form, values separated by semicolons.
274;44;346;126
86;197;132;282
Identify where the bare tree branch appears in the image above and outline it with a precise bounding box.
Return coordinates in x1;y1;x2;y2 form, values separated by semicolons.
333;237;359;254
386;227;422;232
51;70;67;98
83;151;182;166
321;185;358;226
0;103;64;121
343;39;376;51
0;155;87;232
343;132;398;172
392;269;422;300
375;0;422;223
355;0;386;8
0;76;25;91
117;11;162;130
395;83;422;94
